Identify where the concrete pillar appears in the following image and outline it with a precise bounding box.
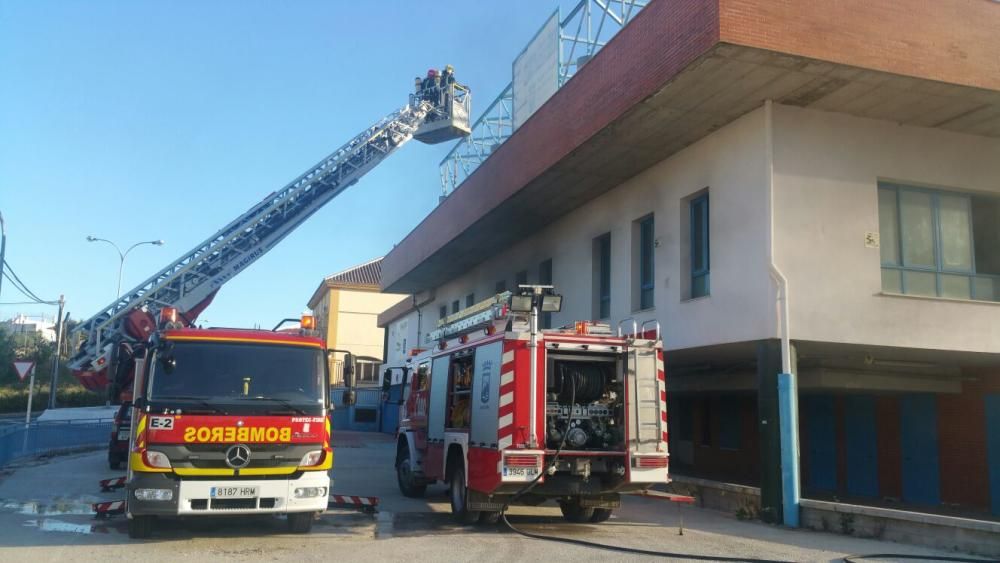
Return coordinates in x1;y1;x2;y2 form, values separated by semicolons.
757;339;798;526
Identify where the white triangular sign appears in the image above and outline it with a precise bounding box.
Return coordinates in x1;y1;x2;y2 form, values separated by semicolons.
13;361;34;381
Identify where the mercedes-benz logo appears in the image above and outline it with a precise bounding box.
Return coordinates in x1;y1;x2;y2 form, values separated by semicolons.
225;444;251;469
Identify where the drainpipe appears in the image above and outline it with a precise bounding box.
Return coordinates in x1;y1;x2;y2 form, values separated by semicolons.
765;99;791;374
765;99;799;528
412;294;423;352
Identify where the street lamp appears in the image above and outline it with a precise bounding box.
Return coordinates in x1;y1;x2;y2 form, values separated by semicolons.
86;236;165;298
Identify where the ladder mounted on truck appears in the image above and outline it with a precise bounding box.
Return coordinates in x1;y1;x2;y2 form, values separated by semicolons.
69;75;472;391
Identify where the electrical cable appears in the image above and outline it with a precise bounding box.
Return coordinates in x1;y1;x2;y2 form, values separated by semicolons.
843;555;995;562
496;367;787;562
3;260;47;301
2;261;58;304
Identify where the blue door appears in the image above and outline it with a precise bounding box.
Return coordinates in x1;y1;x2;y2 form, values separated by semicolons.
986;395;1000;516
804;396;836;492
900;394;941;505
844;395;878;498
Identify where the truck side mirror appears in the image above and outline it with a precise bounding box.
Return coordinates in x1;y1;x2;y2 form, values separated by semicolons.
342;389;356;406
382;369;392;393
342;352;355;388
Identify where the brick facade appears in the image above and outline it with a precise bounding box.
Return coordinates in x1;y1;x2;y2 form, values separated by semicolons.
720;0;1000;92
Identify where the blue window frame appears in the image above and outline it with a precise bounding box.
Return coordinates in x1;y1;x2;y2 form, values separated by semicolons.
539;259;553;328
465;294;474;308
495;280;506;294
439;305;447;320
690;194;710;299
639;216;654;310
597;234;611;319
451;300;460;314
879;182;997;301
515;270;528;288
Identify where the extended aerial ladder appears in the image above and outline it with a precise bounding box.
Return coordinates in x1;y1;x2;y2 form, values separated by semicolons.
69;74;471;395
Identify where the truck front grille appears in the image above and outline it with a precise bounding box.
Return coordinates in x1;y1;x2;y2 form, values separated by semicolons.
188;497;279;511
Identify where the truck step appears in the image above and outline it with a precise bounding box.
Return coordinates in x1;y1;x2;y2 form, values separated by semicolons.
99;476;127;492
629;489;695;504
92;500;126;518
328;495;379;514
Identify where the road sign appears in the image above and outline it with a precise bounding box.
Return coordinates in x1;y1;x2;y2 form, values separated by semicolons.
13;361;34;381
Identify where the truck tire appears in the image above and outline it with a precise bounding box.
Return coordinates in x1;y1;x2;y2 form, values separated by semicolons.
396;446;426;498
127;514;154;539
448;463;480;525
589;508;614;523
559;499;595;523
287;512;314;534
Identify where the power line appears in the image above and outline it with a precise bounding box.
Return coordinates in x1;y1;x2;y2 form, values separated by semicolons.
1;260;58;305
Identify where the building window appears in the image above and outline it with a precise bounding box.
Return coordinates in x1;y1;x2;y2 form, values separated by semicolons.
633;215;655;311
451;300;460;314
539;259;553;329
495;280;507;294
515;270;528;288
719;397;741;450
465;293;474;308
690;194;710;298
439;305;447;320
593;233;611;319
879;182;999;301
699;398;712;447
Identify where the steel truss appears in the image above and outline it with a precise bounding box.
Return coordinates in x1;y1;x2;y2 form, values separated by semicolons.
438;0;646;195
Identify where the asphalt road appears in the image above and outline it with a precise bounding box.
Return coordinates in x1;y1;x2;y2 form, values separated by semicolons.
0;432;970;562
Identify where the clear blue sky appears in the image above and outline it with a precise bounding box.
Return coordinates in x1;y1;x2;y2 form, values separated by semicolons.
0;0;577;328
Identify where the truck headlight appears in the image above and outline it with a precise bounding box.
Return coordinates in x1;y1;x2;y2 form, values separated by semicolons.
143;450;172;469
298;450;324;467
135;488;173;501
293;487;326;498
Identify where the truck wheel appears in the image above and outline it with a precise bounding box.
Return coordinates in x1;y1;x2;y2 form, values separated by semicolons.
479;511;501;525
287;512;314;534
589;508;614;523
127;515;154;539
449;464;480;525
109;457;122;471
559;500;595;523
396;446;426;498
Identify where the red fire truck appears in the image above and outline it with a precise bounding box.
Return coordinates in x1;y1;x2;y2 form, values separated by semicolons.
394;288;668;524
122;309;333;538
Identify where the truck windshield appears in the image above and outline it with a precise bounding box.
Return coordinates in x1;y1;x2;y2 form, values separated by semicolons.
147;341;326;410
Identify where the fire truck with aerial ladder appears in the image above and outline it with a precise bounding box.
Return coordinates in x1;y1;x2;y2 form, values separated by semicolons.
392;286;670;525
70;71;471;538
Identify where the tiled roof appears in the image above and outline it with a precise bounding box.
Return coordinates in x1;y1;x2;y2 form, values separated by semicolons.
324;257;383;288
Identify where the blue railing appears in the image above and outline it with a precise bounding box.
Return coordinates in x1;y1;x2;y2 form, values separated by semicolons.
0;419;113;467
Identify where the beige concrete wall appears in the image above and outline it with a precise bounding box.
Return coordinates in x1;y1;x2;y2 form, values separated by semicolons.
331;290;407;360
425;107;776;351
772;104;1000;353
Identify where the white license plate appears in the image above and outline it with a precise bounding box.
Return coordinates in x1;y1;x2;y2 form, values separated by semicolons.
502;466;539;481
210;486;259;499
117;430;130;441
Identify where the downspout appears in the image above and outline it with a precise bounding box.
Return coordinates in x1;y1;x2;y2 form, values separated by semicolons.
765;100;791;373
412;294;423;352
765;100;800;529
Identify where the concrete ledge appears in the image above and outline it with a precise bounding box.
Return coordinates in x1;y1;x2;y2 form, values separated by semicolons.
665;476;1000;557
801;499;1000;558
666;475;761;515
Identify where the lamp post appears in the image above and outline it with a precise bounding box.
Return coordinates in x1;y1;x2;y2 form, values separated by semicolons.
86;236;165;298
0;211;7;300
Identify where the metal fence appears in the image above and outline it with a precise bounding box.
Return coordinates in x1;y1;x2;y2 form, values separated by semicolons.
0;419;113;467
